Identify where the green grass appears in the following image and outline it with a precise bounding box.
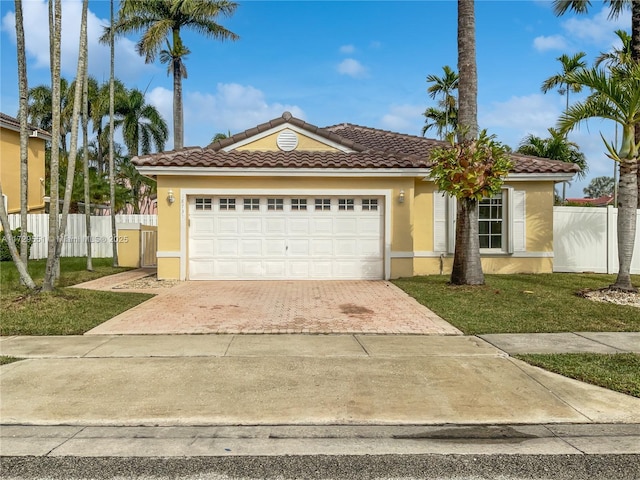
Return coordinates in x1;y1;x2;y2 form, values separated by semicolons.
393;274;640;334
0;356;21;366
1;258;153;335
516;353;640;398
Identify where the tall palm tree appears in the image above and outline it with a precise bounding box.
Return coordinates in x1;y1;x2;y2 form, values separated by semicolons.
559;65;640;292
43;0;62;291
104;0;239;150
108;0;118;267
553;0;640;205
28;78;75;154
541;52;588;114
451;0;483;285
424;65;459;139
114;88;168;157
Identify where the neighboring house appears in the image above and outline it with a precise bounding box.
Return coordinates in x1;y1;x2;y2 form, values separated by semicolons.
0;112;51;214
566;195;614;207
133;112;578;280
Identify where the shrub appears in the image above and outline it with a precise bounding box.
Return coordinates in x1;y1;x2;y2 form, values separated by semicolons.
0;228;34;261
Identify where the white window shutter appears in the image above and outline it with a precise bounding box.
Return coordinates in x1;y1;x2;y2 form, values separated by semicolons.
512;189;526;252
433;191;448;252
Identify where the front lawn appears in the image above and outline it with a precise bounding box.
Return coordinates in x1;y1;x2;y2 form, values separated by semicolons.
517;353;640;398
1;258;153;335
393;273;640;334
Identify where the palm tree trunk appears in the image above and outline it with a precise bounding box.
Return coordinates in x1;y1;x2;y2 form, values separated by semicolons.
453;0;483;285
15;0;29;269
614;157;638;291
43;0;62;292
0;183;36;289
451;198;484;285
55;0;87;268
173;29;183;150
81;1;92;272
632;0;640;208
109;0;119;266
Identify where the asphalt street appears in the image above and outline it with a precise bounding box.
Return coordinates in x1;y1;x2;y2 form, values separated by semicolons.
2;454;640;480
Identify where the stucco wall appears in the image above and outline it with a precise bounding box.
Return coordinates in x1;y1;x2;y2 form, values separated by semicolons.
0;128;47;213
154;176;557;279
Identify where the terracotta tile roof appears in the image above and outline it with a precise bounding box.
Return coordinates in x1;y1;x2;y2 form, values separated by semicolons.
134;148;428;169
0;112;52;140
134;112;579;175
566;195;614;206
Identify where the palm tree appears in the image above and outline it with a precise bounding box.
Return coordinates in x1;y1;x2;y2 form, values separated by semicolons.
108;0;118;266
422;106;457;139
104;0;239;150
584;176;615;197
517;127;588;201
553;0;640;206
114;88;168;157
559;65;640;292
451;0;483;285
28;78;75;154
541;52;588;114
595;29;632;71
42;0;62;291
423;65;459;139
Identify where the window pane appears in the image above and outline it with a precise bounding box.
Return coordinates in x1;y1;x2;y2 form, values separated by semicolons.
479;236;489;249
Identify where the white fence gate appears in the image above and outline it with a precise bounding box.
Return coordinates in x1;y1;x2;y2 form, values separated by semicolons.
6;214;158;260
553;206;640;274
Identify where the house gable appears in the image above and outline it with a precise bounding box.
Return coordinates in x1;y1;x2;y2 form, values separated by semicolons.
233;127;346;153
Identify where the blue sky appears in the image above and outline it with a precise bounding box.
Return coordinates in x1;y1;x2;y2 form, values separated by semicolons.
0;0;632;197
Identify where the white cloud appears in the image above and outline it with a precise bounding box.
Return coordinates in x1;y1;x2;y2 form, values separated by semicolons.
533;34;568;52
480;93;562;145
180;83;304;146
530;6;631;53
1;0;156;85
337;58;368;78
339;44;355;54
380;104;424;133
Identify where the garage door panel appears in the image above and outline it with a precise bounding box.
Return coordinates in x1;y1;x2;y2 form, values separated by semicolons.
312;218;333;235
216;239;238;256
311;239;333;255
218;218;239;234
240;217;262;234
335;218;358;235
288;218;310;235
240;239;262;256
288;239;310;256
188;195;384;280
265;218;286;235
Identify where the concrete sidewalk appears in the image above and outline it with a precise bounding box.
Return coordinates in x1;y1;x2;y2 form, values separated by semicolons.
2;334;640;458
480;332;640;354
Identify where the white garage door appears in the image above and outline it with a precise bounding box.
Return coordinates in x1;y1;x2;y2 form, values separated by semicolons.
188;195;384;280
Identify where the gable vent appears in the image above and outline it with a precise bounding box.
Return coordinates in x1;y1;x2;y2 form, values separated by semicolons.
277;130;298;151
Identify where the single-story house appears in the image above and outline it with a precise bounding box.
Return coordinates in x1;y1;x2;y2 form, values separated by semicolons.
0;112;51;214
133;112;578;280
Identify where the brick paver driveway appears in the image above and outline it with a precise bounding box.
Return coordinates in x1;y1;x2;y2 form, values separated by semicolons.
85;279;461;335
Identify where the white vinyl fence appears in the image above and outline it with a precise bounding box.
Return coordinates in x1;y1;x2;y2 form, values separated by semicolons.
554;206;640;274
5;214;157;260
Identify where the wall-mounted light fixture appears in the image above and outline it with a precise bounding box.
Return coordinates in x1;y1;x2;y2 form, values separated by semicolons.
398;189;405;204
167;189;175;205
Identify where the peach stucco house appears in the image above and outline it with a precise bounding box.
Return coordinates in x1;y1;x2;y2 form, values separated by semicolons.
133;112;578;281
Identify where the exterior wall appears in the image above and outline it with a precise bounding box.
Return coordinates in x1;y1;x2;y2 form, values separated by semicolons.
235;131;340;152
155;175;557;279
0;127;47;213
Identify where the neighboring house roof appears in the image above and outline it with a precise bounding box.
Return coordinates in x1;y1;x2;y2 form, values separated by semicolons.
566;195;614;206
134;112;580;175
0;112;52;141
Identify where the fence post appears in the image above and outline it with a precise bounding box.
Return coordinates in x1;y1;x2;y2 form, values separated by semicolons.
606;205;616;274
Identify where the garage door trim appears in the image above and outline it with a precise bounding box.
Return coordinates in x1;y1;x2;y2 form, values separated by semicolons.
179;188;393;280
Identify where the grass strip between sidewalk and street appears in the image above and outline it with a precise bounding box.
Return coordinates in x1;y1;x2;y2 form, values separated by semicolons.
393;273;640;334
516;353;640;398
1;257;153;336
